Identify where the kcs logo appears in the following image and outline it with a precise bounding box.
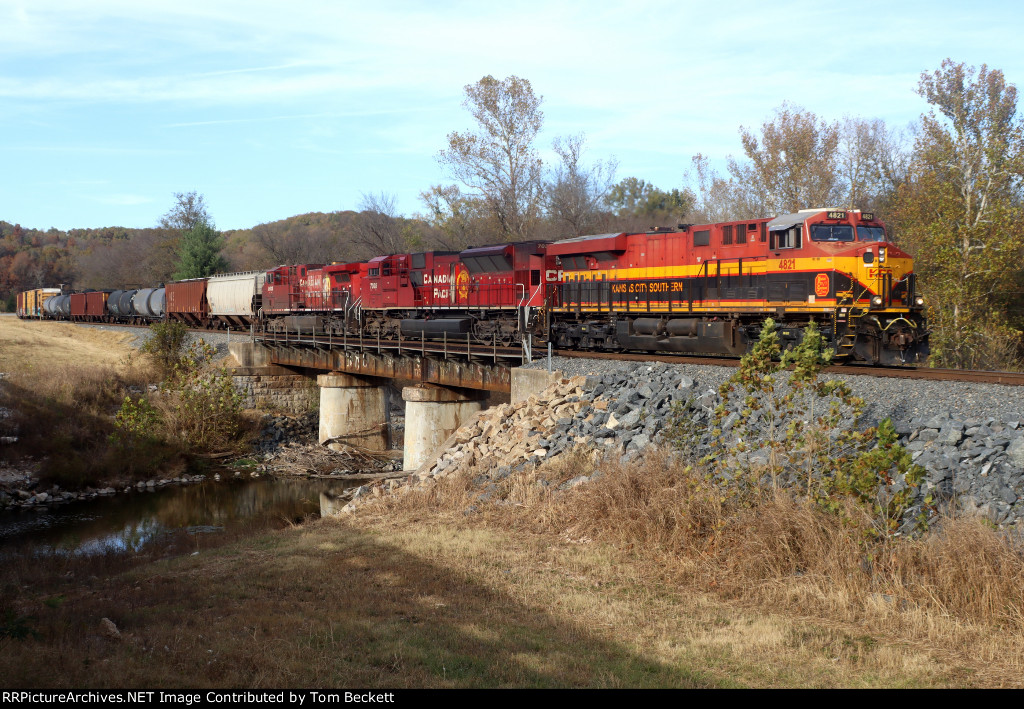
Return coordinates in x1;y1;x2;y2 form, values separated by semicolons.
814;273;829;298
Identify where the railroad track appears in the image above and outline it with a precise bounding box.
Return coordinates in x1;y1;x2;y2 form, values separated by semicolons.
551;349;1024;387
73;321;1024;387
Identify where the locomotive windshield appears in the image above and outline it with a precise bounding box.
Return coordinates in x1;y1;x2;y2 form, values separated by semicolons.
811;224;854;242
857;225;886;241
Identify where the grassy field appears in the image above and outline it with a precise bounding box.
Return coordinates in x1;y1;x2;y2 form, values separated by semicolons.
0;317;249;487
0;493;1020;688
0;316;138;373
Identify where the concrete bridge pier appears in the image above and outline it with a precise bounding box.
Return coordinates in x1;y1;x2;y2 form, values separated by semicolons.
402;385;486;471
317;373;390;451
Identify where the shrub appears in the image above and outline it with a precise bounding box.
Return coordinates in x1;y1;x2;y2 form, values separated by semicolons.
671;318;926;539
155;340;246;452
140;320;189;379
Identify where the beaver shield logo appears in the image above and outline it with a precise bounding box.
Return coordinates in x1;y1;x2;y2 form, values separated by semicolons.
455;266;470;302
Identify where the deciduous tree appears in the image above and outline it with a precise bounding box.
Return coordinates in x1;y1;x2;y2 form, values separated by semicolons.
688;154;758;223
545;134;617;237
351;192;408;256
438;75;544;241
894;59;1024;369
604;177;693;228
837;117;908;214
732;103;842;214
419;184;493;250
160;191;212;233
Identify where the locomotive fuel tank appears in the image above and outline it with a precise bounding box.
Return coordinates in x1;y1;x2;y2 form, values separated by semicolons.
400;318;472;338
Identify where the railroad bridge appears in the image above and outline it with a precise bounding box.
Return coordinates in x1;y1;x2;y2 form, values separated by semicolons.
229;333;555;471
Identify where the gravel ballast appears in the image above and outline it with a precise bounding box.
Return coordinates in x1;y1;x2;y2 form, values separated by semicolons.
524;355;1024;432
336;355;1024;528
75;323;236;359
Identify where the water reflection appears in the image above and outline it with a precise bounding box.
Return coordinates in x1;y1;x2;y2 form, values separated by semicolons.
0;476;375;558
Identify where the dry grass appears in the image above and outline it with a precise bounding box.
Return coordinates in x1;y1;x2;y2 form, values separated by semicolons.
0;317;258;485
0;358;180;486
0;318;186;486
376;448;1024;686
0;510;981;689
2;450;1017;686
0;521;717;688
0;317;137;373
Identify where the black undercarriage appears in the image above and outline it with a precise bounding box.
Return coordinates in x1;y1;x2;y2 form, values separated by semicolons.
261;307;929;366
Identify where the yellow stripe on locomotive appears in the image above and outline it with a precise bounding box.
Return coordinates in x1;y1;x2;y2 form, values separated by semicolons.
546;209;927;365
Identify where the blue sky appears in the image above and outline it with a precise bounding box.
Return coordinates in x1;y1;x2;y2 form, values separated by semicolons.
2;0;1022;231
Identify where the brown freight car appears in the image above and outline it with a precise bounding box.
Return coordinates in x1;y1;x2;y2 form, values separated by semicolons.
85;291;108;318
165;279;209;327
69;293;88;320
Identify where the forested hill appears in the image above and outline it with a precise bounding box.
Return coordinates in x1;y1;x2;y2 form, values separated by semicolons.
0;209;444;302
0;198;663;307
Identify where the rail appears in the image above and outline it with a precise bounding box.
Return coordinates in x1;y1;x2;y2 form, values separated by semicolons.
66;320;1024;387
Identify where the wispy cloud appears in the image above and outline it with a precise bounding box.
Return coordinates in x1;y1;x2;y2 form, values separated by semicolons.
3;0;1023;230
2;144;183;156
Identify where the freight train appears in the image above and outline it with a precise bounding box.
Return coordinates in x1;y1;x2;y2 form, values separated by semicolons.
15;208;929;365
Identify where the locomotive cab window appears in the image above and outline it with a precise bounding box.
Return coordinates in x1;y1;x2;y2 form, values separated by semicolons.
811;224;854;242
857;226;886;242
771;227;802;250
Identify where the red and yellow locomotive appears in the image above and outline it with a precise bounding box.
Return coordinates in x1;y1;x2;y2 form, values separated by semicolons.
547;208;926;365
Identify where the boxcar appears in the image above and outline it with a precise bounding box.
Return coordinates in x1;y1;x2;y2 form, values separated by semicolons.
165;280;207;326
69;293;88;320
85;291;109;319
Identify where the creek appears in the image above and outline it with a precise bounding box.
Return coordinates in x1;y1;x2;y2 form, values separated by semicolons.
0;475;371;559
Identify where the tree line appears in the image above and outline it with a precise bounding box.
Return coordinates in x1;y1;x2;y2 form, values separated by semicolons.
2;59;1022;371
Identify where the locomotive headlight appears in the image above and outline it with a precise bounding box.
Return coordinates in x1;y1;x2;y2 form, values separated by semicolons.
878;247;886;263
871;296;884;307
915;296;925;306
